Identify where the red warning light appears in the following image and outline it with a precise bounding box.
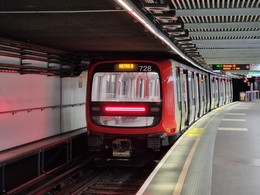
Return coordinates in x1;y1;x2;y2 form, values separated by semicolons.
104;106;146;112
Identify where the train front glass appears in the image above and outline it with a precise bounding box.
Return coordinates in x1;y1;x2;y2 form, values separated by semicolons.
91;63;161;127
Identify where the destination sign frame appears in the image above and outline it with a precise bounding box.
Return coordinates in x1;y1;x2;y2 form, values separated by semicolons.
212;64;250;71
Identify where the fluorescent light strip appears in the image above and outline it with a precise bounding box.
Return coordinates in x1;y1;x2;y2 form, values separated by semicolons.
116;0;133;12
222;119;246;121
114;0;210;73
105;106;146;112
218;127;248;131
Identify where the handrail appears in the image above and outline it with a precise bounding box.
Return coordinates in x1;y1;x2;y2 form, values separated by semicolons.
0;103;85;115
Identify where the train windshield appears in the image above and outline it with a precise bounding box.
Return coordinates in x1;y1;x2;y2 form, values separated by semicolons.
91;71;161;127
91;72;161;102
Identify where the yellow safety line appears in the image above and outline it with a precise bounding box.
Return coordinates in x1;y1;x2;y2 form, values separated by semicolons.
185;127;205;137
172;137;201;195
172;103;232;195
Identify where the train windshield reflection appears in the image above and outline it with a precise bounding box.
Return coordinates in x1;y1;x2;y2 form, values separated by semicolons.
91;72;161;102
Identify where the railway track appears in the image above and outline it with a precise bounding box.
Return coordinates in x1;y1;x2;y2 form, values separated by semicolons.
14;149;168;195
70;166;152;195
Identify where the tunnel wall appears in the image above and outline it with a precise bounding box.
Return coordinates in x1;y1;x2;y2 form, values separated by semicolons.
0;57;87;151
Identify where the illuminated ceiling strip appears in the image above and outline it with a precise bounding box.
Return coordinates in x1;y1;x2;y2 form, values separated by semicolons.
105;107;146;112
115;0;210;73
218;127;248;131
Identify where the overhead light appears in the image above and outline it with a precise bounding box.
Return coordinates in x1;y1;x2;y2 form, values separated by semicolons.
184;47;197;51
181;44;196;48
163;24;182;30
189;53;200;57
114;0;210;73
167;30;186;36
143;3;170;12
178;39;193;44
186;51;199;54
154;14;177;22
116;0;133;12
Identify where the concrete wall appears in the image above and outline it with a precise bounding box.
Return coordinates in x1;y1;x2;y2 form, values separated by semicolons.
61;73;87;132
0;56;87;151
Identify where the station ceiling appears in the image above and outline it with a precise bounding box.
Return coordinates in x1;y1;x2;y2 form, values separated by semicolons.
0;0;259;76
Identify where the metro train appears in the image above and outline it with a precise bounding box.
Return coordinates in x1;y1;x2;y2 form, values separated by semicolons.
86;59;233;158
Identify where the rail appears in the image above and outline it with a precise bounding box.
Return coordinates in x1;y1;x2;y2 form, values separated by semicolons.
0;103;85;115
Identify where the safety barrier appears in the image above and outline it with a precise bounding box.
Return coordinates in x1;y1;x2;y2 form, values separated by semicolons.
240;91;260;102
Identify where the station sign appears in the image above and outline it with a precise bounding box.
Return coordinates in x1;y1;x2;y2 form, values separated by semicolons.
247;71;260;77
250;64;260;71
212;64;250;71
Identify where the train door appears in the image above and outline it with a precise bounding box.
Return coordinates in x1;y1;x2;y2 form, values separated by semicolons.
190;71;196;123
222;79;225;105
215;78;219;107
219;78;224;106
205;74;211;112
223;79;227;105
183;70;190;125
198;74;205;117
230;79;233;102
218;78;222;106
182;69;189;127
229;79;233;103
210;76;215;109
176;67;186;132
228;79;231;103
226;79;231;104
174;66;182;133
226;79;229;103
186;70;195;125
202;74;207;115
195;73;200;120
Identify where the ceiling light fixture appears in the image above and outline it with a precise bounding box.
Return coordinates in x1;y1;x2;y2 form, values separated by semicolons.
115;0;210;72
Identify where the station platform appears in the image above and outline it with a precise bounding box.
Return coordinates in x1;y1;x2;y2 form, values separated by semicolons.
137;101;260;195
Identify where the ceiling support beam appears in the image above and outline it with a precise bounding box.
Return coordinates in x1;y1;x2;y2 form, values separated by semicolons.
185;22;260;29
190;31;260;37
176;8;260;17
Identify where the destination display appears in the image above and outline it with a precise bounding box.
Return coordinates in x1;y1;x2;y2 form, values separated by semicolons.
212;64;250;70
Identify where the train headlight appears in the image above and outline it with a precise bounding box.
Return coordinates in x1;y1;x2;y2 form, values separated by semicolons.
150;107;160;112
91;106;101;111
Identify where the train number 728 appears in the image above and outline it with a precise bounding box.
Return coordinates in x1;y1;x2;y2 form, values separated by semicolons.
139;65;152;72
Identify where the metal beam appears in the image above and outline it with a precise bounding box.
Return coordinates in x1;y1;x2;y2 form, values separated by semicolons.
198;44;260;48
176;8;260;17
194;39;260;46
205;59;260;64
190;31;260;37
199;49;260;54
204;54;260;58
185;22;260;29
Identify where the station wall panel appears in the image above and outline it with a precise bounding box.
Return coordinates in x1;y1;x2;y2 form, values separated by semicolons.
61;72;87;132
0;71;87;151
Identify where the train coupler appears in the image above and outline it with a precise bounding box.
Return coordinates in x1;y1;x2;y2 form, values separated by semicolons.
112;139;132;158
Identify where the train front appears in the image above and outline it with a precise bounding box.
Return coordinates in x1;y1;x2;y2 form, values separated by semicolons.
87;61;169;157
